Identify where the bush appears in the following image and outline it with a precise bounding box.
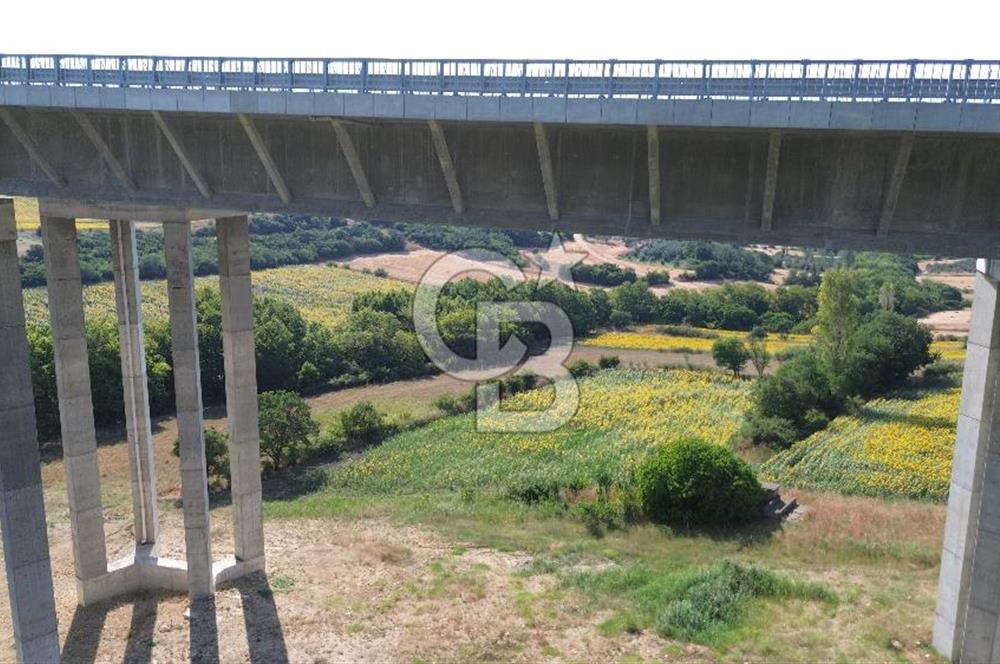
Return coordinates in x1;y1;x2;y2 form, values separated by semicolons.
739;413;798;449
657;560;833;642
568;359;597;378
635;438;764;527
258;390;319;470
339;401;392;451
433;391;476;416
598;355;621;370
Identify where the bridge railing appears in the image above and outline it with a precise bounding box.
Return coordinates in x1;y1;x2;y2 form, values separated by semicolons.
2;56;1000;103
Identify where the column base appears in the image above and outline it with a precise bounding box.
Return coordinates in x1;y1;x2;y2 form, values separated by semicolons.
76;544;266;606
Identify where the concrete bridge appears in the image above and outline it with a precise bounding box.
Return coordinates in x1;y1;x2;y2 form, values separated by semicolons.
1;55;1000;662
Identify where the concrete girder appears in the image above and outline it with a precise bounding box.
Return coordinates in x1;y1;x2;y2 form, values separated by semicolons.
237;113;292;204
533;122;559;221
71;111;136;193
152;111;213;200
427;120;464;214
330;119;376;208
0;108;65;187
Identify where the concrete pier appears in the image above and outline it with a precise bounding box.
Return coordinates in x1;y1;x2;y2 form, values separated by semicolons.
41;217;110;587
935;258;1000;662
109;219;158;547
0;200;61;662
164;222;214;598
217;216;265;566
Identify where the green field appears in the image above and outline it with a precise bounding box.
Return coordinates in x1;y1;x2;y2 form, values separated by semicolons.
323;369;751;495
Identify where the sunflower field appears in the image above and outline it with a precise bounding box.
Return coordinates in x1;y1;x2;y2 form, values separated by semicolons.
22;263;408;328
582;329;811;355
327;369;752;494
760;386;959;500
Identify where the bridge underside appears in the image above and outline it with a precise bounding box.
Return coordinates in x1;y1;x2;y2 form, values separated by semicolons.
1;106;1000;255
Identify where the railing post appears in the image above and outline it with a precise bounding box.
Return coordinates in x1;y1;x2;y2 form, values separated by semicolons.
907;59;917;102
653;59;661;100
852;59;861;101
286;58;293;90
564;60;570;97
25;56;31;85
799;59;809;101
361;60;368;94
749;59;758;101
607;60;616;98
963;59;973;103
701;60;709;100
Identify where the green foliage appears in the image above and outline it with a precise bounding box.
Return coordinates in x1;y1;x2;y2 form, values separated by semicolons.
258;390;319;471
629;240;775;282
840;311;935;398
747;339;771;377
339;401;393;452
814;268;862;385
569;359;597;378
749;349;840;444
655;560;835;643
635;438;764;526
571;262;637;287
711;337;749;377
597;355;621;370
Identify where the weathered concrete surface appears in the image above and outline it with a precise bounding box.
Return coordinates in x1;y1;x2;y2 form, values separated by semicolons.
40;217;109;584
935;258;1000;662
164;222;214;598
0;200;61;662
109;219;158;547
3;109;1000;255
217;216;265;566
5;86;1000;134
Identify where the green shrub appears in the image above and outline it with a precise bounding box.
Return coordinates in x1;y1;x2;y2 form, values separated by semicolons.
433;391;475;415
609;310;633;329
568;359;597;378
635;438;764;526
598;355;621;370
657;560;834;642
711;337;749;377
339;401;392;451
739;413;798;449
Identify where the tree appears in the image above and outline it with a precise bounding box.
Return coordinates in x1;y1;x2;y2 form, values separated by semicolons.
258;390;319;471
712;337;749;377
748;339;771;377
813;268;862;391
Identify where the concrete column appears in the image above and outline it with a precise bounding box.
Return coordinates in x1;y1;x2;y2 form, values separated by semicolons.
40;217;109;585
163;222;214;598
0;200;60;662
109;220;158;547
935;258;1000;662
217;216;265;564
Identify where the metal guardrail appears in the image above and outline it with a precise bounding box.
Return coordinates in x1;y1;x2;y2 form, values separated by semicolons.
2;56;1000;103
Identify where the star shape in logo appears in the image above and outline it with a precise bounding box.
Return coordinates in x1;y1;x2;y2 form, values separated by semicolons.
531;233;587;290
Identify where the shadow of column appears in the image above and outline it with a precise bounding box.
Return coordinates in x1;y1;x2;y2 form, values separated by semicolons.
122;594;158;664
233;572;289;664
188;596;220;664
61;603;108;663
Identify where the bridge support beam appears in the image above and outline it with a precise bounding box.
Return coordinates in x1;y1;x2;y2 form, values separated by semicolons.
110;220;158;549
238;113;292;204
73;112;137;193
152;111;213;200
330;120;376;208
428;120;464;214
164;222;215;598
877;133;914;236
0;108;65;187
41;217;111;588
935;258;1000;662
217;216;266;570
0;199;61;663
533;123;558;221
761;130;782;231
646;126;661;225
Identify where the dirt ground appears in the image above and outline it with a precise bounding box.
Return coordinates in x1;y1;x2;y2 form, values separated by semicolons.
24;514;679;664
